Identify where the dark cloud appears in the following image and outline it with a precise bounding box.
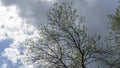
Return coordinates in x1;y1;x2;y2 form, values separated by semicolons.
1;0;119;35
1;0;55;26
73;0;119;35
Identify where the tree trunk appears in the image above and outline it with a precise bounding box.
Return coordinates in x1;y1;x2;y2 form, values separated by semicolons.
82;63;85;68
81;52;85;68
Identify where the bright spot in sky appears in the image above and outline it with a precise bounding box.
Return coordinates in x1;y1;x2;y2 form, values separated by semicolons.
47;0;53;2
41;0;55;2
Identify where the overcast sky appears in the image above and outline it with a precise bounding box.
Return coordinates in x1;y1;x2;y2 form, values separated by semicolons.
0;0;119;68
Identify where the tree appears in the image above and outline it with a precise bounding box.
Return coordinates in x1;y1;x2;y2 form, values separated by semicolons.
109;5;120;45
105;3;120;68
22;2;110;68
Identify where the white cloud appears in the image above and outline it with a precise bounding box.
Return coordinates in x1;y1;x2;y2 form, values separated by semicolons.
0;2;39;67
0;4;22;40
1;63;7;68
2;48;20;64
20;65;33;68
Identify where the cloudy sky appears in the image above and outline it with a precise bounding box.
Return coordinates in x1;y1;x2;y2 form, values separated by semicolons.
0;0;119;68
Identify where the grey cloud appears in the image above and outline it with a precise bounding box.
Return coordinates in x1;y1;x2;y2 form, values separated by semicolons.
1;0;55;26
74;0;119;35
1;0;119;35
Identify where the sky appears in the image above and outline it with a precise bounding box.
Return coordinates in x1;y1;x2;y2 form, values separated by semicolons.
0;0;119;68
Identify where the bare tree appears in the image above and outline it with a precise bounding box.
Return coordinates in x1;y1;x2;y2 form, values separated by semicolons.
23;2;110;68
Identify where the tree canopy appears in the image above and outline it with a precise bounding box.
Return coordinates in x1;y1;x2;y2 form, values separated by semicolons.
22;2;120;68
